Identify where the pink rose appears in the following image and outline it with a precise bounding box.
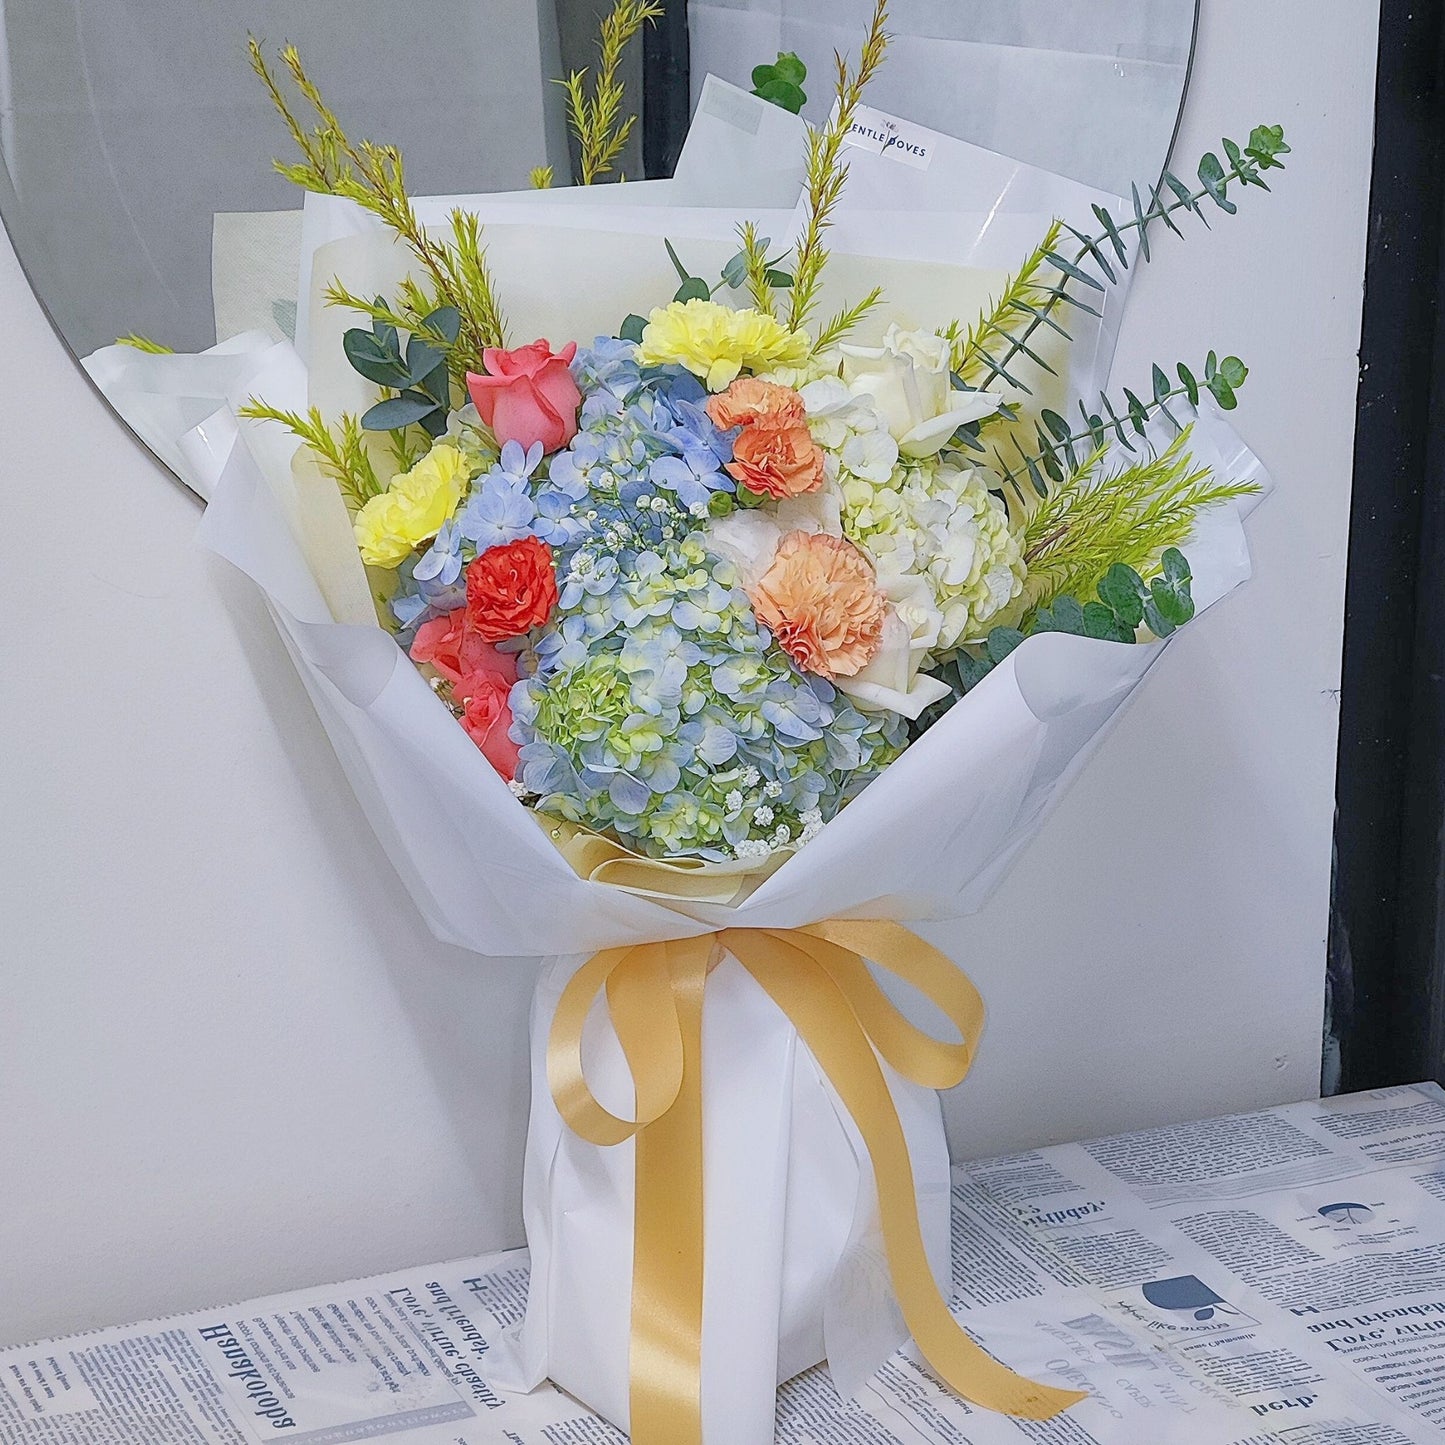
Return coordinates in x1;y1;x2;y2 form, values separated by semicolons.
410;611;521;781
411;609;501;689
466;340;582;453
458;672;521;781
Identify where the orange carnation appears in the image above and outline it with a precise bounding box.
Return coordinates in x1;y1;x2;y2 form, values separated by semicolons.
727;423;825;500
752;531;887;679
706;377;807;431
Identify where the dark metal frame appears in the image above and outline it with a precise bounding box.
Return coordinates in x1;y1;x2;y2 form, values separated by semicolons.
1330;1;1445;1090
642;0;691;179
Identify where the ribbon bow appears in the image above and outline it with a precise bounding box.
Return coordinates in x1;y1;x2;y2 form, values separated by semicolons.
547;919;1086;1442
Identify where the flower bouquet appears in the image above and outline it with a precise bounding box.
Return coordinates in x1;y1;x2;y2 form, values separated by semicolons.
177;3;1287;1440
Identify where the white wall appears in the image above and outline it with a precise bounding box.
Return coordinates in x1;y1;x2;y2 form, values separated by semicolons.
0;0;1377;1347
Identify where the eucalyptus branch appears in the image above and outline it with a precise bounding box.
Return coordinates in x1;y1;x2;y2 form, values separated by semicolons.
966;125;1289;397
995;353;1249;502
786;0;890;334
560;0;663;185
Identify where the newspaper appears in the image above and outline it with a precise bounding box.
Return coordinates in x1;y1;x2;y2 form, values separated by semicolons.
6;1084;1445;1444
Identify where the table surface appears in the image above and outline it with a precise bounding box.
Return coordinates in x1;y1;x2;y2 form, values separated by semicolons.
5;1083;1444;1442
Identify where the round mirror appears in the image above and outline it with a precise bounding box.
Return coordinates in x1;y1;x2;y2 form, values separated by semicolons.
0;0;1198;490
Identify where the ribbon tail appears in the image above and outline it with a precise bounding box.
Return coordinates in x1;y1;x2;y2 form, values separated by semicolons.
737;933;1088;1421
622;938;712;1445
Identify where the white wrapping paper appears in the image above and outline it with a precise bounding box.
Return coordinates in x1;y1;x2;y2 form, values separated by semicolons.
502;952;953;1441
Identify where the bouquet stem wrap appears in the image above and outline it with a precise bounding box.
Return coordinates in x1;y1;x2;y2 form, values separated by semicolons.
549;921;1086;1441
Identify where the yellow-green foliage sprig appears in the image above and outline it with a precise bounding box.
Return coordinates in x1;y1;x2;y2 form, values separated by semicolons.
1019;427;1259;610
560;0;663;185
248;39;507;370
737;221;777;318
786;0;890;335
237;401;384;512
115;333;175;354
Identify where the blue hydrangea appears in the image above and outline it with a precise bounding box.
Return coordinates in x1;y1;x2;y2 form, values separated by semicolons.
391;521;466;634
510;534;904;860
457;440;545;552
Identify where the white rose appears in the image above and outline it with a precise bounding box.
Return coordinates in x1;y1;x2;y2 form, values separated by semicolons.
705;510;783;592
839;324;1001;459
837;588;951;720
705;483;844;590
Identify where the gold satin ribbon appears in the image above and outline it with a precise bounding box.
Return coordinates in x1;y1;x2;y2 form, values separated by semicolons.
547;922;1087;1441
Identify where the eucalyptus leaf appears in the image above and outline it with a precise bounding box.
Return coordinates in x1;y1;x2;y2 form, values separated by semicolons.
755;78;805;113
424;306;462;345
405;333;444;386
985;627;1026;664
1162;547;1192;585
1083;601;1127;641
1143;600;1177;638
1177;362;1200;406
362;391;442;432
419;360;451;408
1098;564;1146;628
720;249;750;290
664;238;693;286
343;329;407;387
771;50;806;84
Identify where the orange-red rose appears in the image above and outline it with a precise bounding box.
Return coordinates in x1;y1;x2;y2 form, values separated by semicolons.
465;535;558;642
466;340;583;453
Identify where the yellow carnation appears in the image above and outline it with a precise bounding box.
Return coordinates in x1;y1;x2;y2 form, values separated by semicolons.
636;299;812;392
354;443;470;568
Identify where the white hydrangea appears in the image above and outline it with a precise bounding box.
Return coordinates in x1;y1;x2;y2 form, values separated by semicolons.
856;458;1025;647
797;377;1025;651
